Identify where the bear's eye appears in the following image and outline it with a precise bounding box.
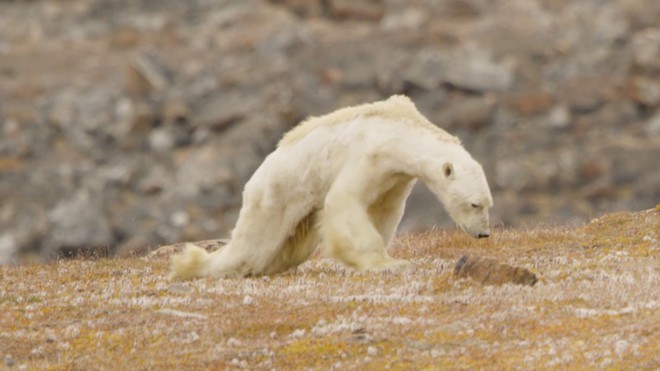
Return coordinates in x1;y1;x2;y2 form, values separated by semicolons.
470;203;480;209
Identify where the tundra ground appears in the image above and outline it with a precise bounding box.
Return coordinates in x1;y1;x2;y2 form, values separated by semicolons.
1;209;658;369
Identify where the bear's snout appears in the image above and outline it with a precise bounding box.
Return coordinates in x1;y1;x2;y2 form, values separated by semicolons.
478;233;490;239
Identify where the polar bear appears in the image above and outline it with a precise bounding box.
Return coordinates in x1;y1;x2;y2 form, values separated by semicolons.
171;95;492;279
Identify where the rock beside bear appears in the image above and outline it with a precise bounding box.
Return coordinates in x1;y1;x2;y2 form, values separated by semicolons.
454;255;537;286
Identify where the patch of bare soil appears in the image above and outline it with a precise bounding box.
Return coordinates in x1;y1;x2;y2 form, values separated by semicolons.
1;209;658;369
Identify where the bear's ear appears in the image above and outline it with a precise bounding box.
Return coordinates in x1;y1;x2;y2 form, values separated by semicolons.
442;162;454;179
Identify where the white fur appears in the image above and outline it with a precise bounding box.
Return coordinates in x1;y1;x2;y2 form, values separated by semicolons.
170;95;493;279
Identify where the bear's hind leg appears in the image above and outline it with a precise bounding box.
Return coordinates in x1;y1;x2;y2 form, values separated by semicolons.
204;197;311;277
263;210;320;274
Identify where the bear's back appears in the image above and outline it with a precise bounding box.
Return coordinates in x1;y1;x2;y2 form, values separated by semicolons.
278;95;460;148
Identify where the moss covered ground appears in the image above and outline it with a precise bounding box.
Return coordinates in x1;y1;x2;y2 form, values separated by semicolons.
1;209;658;369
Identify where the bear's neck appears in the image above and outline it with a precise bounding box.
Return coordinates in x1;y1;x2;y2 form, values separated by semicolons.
399;139;463;179
390;138;466;202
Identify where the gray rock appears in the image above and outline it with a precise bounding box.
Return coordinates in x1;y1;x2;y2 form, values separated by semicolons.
439;96;494;131
443;44;515;92
380;8;427;31
329;0;385;21
494;158;535;192
610;143;660;187
405;45;515;93
48;190;113;255
130;51;173;94
645;113;660;136
545;105;571;129
454;255;537;286
0;233;17;264
137;164;170;195
192;90;260;132
148;127;177;152
404;50;447;91
629;77;660;108
557;76;609;113
631;28;660;72
0;201;49;262
173;142;235;199
3;355;15;368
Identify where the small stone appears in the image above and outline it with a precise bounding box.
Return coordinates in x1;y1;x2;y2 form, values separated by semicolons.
505;91;554;116
0;233;17;264
557;76;609;113
155;308;207;319
579;158;608;182
289;329;305;338
380;8;426;31
227;337;242;346
546;105;571;128
147;128;176;152
192;91;255;132
110;28;141;48
0;156;24;172
329;0;385;21
444;46;515;92
242;295;254;305
441;97;494;131
267;0;325;18
454;255;538;286
170;211;190;228
626;77;660;107
4;355;15;367
644;113;660;135
129;52;172;94
430;349;444;357
166;283;193;295
631;28;660;71
403;50;447;91
137;165;169;195
163;98;190;124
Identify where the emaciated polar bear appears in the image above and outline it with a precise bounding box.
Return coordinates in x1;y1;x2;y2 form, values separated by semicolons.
171;95;492;279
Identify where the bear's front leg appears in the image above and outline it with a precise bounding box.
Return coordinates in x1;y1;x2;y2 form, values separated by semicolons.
321;191;409;272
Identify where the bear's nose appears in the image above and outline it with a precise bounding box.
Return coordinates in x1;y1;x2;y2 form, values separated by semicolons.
478;233;489;239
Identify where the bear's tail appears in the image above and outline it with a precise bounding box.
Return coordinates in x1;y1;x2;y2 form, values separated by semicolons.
170;243;211;280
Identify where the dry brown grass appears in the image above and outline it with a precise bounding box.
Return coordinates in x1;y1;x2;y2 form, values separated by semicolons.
1;209;659;370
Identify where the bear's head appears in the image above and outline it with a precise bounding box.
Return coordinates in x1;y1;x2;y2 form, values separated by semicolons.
430;159;493;238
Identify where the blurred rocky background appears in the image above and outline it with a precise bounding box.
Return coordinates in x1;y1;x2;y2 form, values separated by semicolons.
0;0;658;263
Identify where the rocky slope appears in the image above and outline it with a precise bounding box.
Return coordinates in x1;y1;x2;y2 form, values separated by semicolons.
0;0;658;260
